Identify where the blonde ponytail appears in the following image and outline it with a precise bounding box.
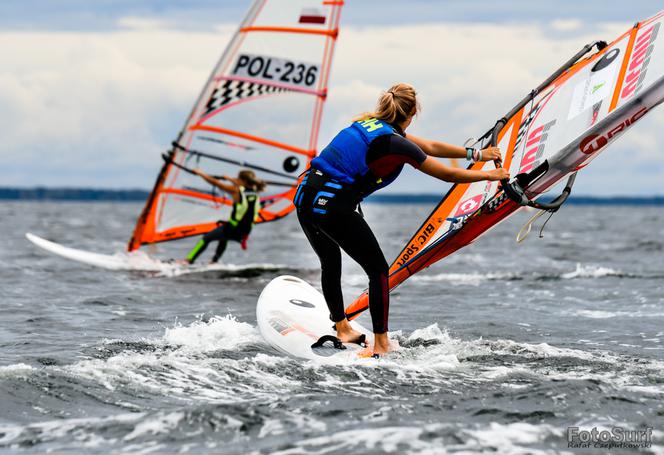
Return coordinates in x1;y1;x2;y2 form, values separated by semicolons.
354;83;420;125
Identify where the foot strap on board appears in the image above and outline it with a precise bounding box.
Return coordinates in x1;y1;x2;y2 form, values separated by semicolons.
353;334;368;347
328;329;368;347
311;335;346;350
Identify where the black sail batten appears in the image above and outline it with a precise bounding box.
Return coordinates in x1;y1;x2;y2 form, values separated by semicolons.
162;153;295;188
171;142;299;181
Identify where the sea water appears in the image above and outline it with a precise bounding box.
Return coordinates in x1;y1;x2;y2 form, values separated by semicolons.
0;201;662;453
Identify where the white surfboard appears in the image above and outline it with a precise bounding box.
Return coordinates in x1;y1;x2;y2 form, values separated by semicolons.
25;232;279;276
256;275;373;361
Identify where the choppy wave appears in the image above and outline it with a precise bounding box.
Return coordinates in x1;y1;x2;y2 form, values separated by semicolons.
3;315;663;453
407;263;662;285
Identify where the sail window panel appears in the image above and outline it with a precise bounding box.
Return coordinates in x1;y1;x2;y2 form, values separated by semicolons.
194;91;318;153
156;193;231;234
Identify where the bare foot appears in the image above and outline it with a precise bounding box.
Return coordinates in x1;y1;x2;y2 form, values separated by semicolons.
356;333;393;358
373;332;391;355
334;319;363;343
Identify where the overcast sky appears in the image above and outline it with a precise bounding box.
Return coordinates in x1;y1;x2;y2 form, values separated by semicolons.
1;1;662;195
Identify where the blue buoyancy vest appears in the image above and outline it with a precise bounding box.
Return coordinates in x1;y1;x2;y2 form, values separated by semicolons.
311;117;396;184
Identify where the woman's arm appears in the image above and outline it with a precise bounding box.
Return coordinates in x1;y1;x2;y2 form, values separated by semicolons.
419;156;509;183
407;134;501;162
193;169;240;201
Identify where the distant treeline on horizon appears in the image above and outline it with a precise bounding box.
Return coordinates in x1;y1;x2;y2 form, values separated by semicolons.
1;187;664;206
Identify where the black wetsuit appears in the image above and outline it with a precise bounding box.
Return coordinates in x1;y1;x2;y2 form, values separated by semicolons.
294;119;427;333
186;188;260;264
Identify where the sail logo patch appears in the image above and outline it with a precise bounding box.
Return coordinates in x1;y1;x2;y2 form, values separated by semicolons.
395;222;436;268
514;88;555;152
568;60;617;120
579;106;648;154
621;23;660;100
454;195;483;217
519;119;557;173
592;48;621;72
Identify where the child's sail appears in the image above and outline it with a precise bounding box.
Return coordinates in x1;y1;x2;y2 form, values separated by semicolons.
129;0;343;251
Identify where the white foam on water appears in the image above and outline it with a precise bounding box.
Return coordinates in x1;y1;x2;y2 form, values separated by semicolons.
394;325;461;370
361;405;393;423
380;327;664;396
561;263;623;279
271;425;446;454
0;412;141;448
258;413;327;439
456;422;562;454
309;324;461;375
163;314;264;351
571;309;628;319
568;308;664;319
154;261;287;278
123;411;184;441
401;263;629;285
0;363;34;378
49;314;299;404
306;323;657;391
409;271;517;286
61;246;287;277
485;339;598;361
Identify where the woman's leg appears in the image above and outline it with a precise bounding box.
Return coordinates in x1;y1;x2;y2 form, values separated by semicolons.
297;212;346;324
319;210;390;347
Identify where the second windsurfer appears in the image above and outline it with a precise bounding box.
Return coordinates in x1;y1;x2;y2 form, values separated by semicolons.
184;169;265;264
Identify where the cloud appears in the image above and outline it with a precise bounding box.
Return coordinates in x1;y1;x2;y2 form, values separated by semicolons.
549;19;584;32
0;28;229;186
116;16;175;31
1;17;661;195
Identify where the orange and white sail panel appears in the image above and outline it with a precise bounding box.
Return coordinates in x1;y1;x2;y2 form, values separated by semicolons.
129;0;343;250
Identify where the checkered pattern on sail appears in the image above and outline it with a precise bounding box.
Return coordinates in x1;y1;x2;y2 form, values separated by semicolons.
204;80;289;115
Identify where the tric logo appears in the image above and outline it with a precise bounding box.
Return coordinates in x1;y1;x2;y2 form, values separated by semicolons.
580;106;648;154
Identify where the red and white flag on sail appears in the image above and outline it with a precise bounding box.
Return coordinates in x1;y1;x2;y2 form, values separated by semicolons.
299;7;326;24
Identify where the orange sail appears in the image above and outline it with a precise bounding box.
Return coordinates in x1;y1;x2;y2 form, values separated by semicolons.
346;10;664;319
128;0;343;251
